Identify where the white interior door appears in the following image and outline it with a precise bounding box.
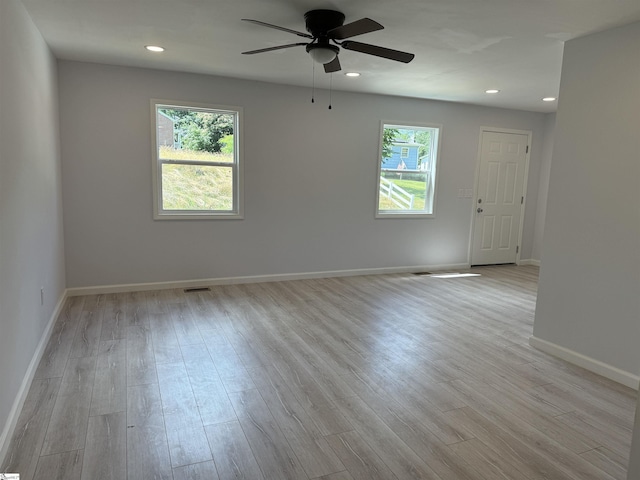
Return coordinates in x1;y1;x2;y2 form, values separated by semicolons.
471;131;528;265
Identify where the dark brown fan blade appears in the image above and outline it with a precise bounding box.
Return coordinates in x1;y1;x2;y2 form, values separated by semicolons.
242;43;308;55
324;56;341;73
341;41;415;63
242;19;313;39
328;18;383;40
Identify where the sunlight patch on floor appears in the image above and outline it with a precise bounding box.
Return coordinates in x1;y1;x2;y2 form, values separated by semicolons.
428;272;481;278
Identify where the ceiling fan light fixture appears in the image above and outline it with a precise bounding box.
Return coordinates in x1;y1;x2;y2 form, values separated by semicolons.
306;43;339;64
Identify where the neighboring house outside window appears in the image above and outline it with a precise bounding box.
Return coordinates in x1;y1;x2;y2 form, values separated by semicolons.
156;111;175;147
151;100;243;220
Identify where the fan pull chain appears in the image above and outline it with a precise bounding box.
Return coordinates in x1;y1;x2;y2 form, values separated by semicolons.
311;62;315;104
328;73;333;110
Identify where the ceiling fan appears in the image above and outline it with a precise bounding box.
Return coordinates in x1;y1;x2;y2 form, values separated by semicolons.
241;9;415;73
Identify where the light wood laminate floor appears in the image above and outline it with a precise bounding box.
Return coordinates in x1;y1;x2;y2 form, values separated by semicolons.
2;266;636;479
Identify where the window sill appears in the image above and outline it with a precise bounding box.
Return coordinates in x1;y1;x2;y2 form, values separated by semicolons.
375;212;435;219
154;212;244;221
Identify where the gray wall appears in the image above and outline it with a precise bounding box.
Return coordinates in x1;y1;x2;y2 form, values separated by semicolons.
0;0;65;451
531;113;556;261
533;22;640;376
58;61;549;288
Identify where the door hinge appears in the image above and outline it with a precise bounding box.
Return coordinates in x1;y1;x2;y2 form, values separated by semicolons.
526;145;529;153
521;196;524;204
516;246;519;254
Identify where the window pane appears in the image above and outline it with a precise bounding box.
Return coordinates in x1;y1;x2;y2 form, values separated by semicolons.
153;101;242;219
157;108;235;164
379;172;429;211
161;164;233;211
378;124;439;215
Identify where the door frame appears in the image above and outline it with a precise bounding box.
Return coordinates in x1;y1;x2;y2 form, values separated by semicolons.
468;127;532;266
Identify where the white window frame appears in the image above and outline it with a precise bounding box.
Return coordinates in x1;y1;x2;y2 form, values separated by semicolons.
376;121;442;219
151;99;244;220
400;146;410;159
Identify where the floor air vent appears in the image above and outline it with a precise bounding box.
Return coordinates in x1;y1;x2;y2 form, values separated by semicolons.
412;272;433;276
183;287;211;293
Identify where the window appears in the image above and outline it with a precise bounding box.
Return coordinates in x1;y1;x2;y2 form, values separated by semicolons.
151;100;243;219
377;122;441;217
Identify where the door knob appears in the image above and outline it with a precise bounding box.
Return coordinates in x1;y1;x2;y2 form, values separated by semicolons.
477;207;483;213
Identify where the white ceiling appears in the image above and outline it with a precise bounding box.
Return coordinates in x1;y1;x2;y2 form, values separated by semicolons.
21;0;640;113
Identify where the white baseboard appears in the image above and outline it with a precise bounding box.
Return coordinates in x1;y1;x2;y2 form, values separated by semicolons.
66;263;471;296
529;336;640;390
0;289;68;466
518;259;541;267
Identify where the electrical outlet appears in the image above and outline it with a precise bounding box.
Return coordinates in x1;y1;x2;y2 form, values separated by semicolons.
40;287;44;306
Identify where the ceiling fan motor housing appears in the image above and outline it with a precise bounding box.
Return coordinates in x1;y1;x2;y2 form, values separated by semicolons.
304;10;345;37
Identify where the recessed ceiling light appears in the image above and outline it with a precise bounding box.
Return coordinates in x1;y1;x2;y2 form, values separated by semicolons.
485;89;500;94
145;45;165;53
542;97;557;102
345;72;360;77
